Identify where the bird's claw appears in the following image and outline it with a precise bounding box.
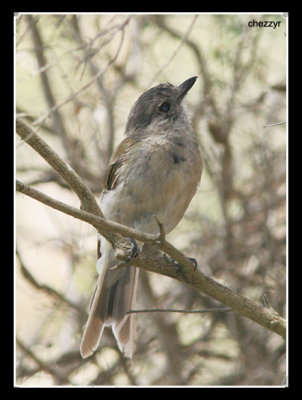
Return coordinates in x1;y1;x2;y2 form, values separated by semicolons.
163;254;198;271
188;257;198;271
125;238;139;262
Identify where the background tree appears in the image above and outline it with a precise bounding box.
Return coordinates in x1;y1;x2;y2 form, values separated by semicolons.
16;13;287;386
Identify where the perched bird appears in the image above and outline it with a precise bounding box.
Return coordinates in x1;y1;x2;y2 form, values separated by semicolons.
80;77;203;358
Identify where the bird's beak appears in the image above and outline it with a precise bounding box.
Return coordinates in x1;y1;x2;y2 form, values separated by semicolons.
177;76;198;103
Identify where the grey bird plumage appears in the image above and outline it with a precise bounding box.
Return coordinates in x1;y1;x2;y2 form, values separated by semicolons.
80;77;203;358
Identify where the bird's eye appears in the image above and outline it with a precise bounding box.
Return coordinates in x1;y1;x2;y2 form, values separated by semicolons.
159;102;170;112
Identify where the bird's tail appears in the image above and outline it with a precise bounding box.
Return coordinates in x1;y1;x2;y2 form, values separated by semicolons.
80;265;139;359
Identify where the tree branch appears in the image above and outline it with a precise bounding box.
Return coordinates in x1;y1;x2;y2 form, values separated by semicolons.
16;118;132;260
16;179;156;245
16;119;286;340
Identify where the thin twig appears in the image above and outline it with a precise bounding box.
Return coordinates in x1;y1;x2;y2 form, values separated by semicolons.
147;15;198;87
16;119;102;217
153;214;166;245
263;121;286;128
128;307;232;314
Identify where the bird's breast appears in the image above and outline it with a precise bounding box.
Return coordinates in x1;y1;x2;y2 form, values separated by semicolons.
101;135;202;234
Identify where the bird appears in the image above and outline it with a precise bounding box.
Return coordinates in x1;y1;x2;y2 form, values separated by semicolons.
80;76;203;359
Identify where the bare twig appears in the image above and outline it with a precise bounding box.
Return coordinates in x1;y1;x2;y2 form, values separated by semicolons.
147;15;198;87
128;307;232;314
16;119;101;216
153;214;166;244
264;121;286;128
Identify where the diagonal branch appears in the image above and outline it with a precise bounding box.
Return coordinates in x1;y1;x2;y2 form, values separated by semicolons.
16;179;156;245
16;118;131;259
16;119;100;215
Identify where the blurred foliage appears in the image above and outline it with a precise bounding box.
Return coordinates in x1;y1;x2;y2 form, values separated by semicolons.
16;13;286;386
